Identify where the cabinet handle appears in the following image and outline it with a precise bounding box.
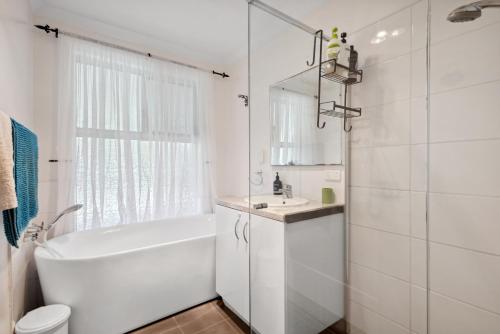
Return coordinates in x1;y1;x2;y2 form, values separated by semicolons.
234;214;242;240
243;221;249;244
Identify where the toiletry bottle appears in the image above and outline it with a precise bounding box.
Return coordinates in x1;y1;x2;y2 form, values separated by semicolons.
346;45;359;84
337;32;350;77
326;27;340;60
273;172;283;195
325;27;341;74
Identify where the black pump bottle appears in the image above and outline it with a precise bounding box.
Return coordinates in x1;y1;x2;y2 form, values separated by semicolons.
273;172;283;195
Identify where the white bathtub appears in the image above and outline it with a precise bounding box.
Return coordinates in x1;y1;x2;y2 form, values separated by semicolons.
35;215;217;334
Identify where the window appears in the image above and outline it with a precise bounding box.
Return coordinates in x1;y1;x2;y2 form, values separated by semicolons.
59;38;214;231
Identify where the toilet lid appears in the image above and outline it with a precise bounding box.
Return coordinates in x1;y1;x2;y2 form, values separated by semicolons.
15;304;71;334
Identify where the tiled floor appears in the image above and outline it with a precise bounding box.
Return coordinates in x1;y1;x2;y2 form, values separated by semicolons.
130;299;250;334
130;298;346;334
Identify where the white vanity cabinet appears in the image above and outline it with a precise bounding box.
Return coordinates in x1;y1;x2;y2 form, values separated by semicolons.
249;213;286;334
216;201;344;334
215;205;250;322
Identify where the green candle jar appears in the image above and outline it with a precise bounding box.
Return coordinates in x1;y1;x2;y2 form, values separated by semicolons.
322;187;335;204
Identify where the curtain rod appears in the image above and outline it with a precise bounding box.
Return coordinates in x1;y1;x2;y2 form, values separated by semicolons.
34;24;230;79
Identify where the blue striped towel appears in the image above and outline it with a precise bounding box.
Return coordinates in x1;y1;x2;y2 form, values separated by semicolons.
2;119;38;247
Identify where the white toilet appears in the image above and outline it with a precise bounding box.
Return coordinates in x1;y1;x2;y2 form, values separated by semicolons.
15;304;71;334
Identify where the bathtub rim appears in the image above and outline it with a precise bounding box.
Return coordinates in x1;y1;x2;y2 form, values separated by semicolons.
35;216;215;262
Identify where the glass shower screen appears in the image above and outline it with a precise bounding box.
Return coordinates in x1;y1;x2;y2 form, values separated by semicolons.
248;2;347;334
247;1;429;334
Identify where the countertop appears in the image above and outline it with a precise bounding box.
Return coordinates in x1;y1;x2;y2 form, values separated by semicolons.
216;196;344;223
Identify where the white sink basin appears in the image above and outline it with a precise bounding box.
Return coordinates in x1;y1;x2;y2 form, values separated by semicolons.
244;195;309;208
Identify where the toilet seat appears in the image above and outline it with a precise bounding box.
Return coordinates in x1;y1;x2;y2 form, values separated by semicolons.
15;304;71;334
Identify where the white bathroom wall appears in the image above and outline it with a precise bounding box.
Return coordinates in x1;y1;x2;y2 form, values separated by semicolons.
213;60;249;198
428;0;500;332
0;0;42;332
239;7;347;204
32;12;236;222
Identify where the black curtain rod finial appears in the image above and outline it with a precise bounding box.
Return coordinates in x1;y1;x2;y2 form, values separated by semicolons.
34;24;59;38
212;70;229;79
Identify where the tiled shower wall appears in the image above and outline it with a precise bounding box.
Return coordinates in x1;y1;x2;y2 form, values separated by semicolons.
427;0;500;332
348;0;500;332
348;1;428;333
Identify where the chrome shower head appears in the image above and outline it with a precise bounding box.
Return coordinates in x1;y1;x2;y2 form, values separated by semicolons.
447;1;500;22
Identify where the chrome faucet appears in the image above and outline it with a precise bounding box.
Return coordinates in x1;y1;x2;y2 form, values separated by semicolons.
282;184;293;199
24;204;83;245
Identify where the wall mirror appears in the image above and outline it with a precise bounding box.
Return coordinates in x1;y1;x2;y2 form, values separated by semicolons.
270;68;343;166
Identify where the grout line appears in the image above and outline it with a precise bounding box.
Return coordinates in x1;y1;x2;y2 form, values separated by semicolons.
429;76;500;96
189;319;226;334
428;190;500;200
429;19;500;48
355;46;424;73
350;185;411;192
349;259;410;284
350;222;411;238
349;0;424;37
408;6;416;326
428;240;500;259
429;290;500;318
428;191;500;200
173;317;184;334
351;142;425;150
429;136;500;146
350;96;413;110
348;299;411;331
350;260;412;285
352;216;500;257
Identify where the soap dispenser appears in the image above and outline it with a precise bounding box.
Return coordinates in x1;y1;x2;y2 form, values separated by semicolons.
273;172;283;195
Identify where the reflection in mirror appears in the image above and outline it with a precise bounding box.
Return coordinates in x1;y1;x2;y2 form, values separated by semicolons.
270;69;343;166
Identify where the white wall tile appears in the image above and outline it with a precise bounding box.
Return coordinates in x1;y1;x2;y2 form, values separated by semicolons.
430;81;500;143
411;285;427;334
351;146;410;190
429;140;500;196
351;100;410;148
411;48;427;98
410;191;427;239
351;224;410;281
349;301;410;334
350;187;410;235
430;292;500;334
410;191;426;239
411;144;427;192
351;54;411;108
350;8;411;68
429;193;500;256
430;22;500;94
411;98;427;145
411;238;427;288
411;1;428;51
430;242;500;313
350;263;410;327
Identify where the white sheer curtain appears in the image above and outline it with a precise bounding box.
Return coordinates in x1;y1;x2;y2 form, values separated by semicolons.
270;87;317;165
57;36;215;231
